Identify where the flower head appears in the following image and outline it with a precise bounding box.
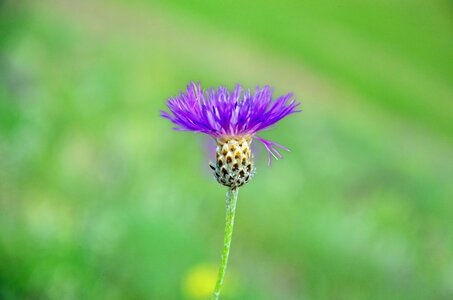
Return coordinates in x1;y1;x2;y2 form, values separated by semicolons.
161;82;301;188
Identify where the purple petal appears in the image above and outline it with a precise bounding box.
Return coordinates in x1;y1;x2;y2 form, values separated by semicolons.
255;136;291;166
161;82;301;164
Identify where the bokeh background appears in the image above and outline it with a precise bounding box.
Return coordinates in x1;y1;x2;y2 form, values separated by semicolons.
1;0;453;299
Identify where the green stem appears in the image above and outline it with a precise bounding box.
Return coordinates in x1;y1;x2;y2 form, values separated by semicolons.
212;188;239;300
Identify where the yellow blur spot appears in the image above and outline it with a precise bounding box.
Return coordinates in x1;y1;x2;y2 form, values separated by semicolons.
182;264;218;299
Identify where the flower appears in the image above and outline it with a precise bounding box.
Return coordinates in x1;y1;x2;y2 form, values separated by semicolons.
161;82;301;188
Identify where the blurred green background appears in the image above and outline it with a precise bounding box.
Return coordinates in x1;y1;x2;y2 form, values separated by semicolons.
1;0;453;299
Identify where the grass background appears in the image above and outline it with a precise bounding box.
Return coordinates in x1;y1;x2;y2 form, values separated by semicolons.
1;0;453;299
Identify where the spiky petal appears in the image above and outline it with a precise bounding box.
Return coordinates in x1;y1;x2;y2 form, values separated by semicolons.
161;82;301;166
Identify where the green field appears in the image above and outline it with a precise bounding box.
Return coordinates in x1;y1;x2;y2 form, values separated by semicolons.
1;0;453;299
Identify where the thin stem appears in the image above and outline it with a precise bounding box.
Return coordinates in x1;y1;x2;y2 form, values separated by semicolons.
212;188;239;300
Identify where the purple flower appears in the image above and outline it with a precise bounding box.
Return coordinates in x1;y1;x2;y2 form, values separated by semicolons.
161;82;301;165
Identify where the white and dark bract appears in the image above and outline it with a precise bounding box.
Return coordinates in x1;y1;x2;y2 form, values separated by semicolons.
210;137;255;189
